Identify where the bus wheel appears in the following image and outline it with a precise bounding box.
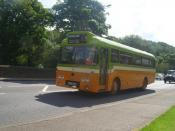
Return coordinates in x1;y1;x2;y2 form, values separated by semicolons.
111;79;120;95
142;78;148;90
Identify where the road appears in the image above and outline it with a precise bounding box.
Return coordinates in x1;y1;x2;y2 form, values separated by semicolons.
0;80;175;131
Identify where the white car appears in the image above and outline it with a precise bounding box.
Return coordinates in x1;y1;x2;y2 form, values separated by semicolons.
156;73;164;80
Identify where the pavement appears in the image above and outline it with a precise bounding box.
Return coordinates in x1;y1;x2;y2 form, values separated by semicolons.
0;80;175;131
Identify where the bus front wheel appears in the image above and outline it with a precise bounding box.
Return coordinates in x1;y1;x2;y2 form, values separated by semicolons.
111;79;120;95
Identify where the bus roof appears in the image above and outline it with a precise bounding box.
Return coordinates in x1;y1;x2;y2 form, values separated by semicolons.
94;36;155;58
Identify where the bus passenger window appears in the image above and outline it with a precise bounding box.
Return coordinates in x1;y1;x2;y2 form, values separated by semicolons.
142;58;150;66
111;49;119;63
119;53;132;64
133;56;142;65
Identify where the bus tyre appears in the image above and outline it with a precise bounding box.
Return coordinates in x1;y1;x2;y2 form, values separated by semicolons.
142;78;148;90
111;79;120;95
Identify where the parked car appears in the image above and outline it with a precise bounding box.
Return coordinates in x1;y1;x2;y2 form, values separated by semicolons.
164;70;175;83
155;73;164;80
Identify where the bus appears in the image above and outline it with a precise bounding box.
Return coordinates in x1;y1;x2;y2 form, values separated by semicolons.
56;31;156;94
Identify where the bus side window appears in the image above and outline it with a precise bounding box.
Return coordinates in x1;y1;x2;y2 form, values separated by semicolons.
142;58;152;67
119;52;132;64
133;55;142;65
111;49;119;63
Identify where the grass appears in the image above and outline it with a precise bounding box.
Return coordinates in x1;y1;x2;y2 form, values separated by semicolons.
140;106;175;131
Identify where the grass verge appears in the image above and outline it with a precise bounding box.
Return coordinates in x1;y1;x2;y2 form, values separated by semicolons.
140;106;175;131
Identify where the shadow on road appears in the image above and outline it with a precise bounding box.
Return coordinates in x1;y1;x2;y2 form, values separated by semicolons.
35;89;155;108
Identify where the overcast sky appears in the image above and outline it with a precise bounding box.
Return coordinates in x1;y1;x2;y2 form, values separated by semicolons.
39;0;175;46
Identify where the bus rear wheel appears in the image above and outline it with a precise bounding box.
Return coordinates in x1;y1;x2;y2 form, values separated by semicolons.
142;78;148;90
111;79;120;95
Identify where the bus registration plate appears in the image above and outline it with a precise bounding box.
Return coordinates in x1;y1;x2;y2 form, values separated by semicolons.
66;81;79;87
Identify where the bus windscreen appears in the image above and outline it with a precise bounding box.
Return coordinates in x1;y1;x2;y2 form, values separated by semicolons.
61;46;97;65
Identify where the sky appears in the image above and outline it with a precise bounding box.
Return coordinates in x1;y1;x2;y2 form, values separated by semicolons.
39;0;175;46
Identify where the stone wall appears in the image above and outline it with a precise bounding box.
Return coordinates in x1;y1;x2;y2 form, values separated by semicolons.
0;65;55;78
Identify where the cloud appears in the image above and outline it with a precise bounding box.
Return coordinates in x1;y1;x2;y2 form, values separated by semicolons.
101;0;175;46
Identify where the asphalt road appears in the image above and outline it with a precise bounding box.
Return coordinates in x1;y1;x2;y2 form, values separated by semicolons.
0;80;175;131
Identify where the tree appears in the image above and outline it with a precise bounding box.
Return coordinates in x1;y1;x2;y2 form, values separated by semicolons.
52;0;111;36
0;0;53;66
42;30;63;68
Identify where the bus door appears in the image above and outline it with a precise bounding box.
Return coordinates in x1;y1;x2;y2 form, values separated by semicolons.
99;48;108;89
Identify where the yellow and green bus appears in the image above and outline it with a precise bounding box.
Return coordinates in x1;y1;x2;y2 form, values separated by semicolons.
56;31;156;94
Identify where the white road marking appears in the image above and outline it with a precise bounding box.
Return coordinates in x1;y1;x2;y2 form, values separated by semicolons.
45;89;77;93
42;85;49;92
7;85;49;88
0;93;6;95
40;85;77;93
0;86;6;94
39;89;76;94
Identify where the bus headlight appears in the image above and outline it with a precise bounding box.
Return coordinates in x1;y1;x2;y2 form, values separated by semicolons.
57;75;64;80
81;78;90;83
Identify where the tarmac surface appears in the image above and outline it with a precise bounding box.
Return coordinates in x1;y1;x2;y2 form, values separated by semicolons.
0;80;175;131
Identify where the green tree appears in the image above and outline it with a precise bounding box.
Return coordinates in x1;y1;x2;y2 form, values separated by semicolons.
52;0;111;36
0;0;53;66
42;30;63;68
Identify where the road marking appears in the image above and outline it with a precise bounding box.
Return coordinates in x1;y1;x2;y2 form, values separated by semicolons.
40;85;77;93
7;85;49;88
45;89;77;93
0;93;6;95
42;85;49;92
39;89;76;94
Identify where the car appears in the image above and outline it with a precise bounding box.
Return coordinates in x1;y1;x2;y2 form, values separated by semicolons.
164;70;175;83
155;73;164;80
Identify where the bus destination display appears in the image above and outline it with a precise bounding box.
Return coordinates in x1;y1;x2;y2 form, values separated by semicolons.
68;34;87;44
